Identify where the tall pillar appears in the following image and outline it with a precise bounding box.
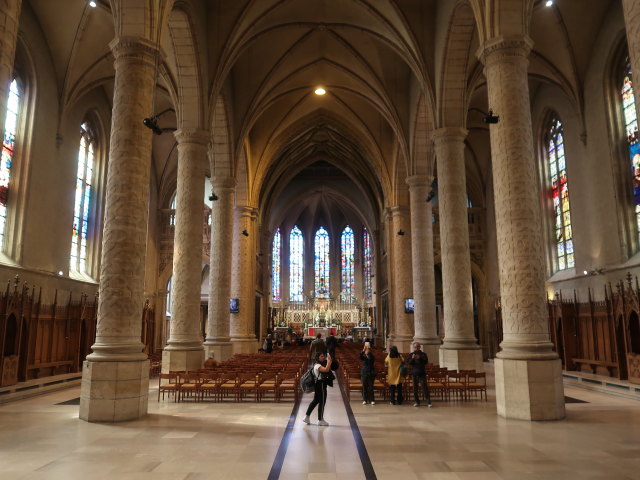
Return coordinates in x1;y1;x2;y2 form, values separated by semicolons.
481;36;564;420
407;175;441;361
0;0;21;138
230;206;258;353
204;177;235;361
387;206;413;352
623;0;640;124
80;37;158;422
162;129;208;372
433;128;483;372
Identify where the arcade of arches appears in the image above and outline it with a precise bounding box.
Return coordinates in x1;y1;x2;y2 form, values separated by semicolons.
1;1;640;471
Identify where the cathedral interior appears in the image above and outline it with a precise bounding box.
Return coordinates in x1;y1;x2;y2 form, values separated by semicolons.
0;0;640;478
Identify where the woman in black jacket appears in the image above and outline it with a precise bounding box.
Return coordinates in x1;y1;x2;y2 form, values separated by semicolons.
359;342;376;405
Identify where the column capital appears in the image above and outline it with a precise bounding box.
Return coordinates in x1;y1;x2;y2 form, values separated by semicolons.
386;205;409;219
477;35;534;66
211;176;237;190
174;128;210;146
109;36;160;65
236;205;258;220
432;127;468;145
405;175;433;189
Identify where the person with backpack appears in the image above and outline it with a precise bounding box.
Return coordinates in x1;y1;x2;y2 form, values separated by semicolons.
385;345;404;405
303;352;333;426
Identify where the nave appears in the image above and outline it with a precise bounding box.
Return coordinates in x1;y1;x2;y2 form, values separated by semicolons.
1;368;639;480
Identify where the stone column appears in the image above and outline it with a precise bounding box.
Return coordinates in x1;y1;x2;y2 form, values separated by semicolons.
203;176;235;361
80;37;158;422
162;129;208;372
407;175;441;361
0;0;21;138
230;206;258;353
481;36;564;421
387;206;413;352
623;0;640;124
433;128;483;372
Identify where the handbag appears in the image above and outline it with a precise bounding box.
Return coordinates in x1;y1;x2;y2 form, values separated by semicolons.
399;363;407;378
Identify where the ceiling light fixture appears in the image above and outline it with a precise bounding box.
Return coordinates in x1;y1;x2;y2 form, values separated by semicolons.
314;87;326;96
545;0;553;6
89;0;97;7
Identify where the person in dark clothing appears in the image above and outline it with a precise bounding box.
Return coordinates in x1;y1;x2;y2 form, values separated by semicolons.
326;333;337;358
264;334;273;353
309;333;327;360
408;342;432;407
359;342;376;405
303;352;333;426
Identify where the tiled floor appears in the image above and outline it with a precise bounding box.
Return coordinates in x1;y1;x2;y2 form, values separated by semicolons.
0;371;639;480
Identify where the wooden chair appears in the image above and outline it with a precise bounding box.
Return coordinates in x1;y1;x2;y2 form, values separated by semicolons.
275;371;298;402
237;372;259;402
428;373;449;401
200;372;222;401
257;372;278;402
179;372;203;402
467;372;487;401
447;372;468;401
158;372;181;402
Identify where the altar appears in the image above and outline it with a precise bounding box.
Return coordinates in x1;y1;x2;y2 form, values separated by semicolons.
307;327;337;337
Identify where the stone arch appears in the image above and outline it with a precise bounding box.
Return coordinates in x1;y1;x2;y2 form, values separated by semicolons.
438;1;477;128
168;4;205;130
469;0;535;44
411;94;435;177
210;95;234;179
110;0;174;42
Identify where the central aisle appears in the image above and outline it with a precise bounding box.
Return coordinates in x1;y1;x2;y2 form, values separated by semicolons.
277;380;369;480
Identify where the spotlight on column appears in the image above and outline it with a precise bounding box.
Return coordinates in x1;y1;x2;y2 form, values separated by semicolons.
209;192;219;201
482;109;500;124
242;229;249;237
397;230;405;236
142;108;174;135
142;116;163;135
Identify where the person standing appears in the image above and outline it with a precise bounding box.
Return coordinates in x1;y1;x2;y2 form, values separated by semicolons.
408;342;432;407
385;345;404;405
309;333;327;360
359;342;376;405
326;332;337;358
264;333;273;354
303;352;333;426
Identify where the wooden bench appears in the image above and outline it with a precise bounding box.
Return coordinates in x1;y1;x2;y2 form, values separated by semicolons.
572;358;617;376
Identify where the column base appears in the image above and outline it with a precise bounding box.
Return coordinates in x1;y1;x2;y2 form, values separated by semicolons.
439;346;484;372
494;357;565;421
79;359;149;422
204;341;234;362
387;334;414;354
231;337;258;354
161;349;205;373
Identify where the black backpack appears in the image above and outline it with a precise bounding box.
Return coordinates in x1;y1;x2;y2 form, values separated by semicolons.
300;365;316;393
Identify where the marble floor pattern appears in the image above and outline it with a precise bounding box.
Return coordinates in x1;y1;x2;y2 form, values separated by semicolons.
0;368;639;480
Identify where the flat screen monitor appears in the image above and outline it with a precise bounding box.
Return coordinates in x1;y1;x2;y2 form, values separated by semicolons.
405;298;414;314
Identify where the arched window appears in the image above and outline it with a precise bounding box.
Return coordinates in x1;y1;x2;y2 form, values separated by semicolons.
621;58;640;236
314;226;330;297
0;79;21;249
546;117;574;270
341;226;354;301
70;122;95;272
272;228;281;301
289;225;304;302
363;228;372;300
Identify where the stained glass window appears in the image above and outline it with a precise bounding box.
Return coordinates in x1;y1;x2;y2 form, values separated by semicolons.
547;117;574;270
289;225;304;302
363;228;372;299
622;58;640;236
341;226;355;301
70;122;95;272
314;227;330;298
0;79;20;248
272;228;281;301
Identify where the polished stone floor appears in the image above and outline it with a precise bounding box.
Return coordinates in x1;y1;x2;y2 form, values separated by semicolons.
0;370;639;480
